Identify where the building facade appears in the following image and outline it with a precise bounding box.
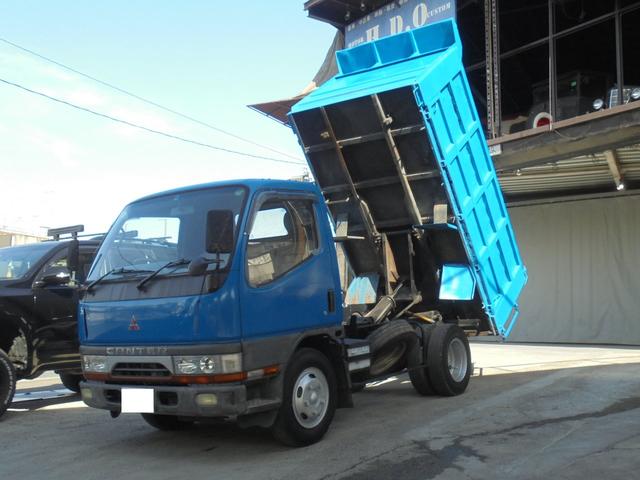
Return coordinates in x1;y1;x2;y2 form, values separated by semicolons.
0;227;46;247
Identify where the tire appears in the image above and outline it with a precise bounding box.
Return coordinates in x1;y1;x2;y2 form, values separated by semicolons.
367;320;418;377
59;373;83;393
426;323;472;396
272;348;337;447
141;413;194;431
0;349;17;419
408;323;436;396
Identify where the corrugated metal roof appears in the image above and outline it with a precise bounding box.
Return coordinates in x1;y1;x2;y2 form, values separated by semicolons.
498;145;640;195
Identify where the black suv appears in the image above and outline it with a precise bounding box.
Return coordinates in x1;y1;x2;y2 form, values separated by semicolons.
0;228;99;417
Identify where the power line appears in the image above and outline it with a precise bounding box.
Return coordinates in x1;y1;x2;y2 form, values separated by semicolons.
0;36;302;162
0;77;305;166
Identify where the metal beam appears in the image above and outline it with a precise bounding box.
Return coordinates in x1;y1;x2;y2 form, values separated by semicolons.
484;0;501;138
304;123;425;153
604;149;626;191
319;106;381;245
548;0;557;123
322;169;440;194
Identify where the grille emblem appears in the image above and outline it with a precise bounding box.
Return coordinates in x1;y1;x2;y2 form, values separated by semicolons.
128;315;140;331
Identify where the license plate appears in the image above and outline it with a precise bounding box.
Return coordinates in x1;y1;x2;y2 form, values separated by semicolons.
121;388;155;413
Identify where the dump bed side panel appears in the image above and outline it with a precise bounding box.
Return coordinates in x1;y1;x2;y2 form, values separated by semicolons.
415;54;528;336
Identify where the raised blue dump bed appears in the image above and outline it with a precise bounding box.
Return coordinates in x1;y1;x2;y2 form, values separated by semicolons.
290;20;527;337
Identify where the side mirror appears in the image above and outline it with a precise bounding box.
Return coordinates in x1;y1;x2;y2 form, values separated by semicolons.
206;210;235;254
34;272;71;288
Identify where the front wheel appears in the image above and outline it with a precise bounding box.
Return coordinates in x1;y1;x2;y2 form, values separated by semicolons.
272;348;337;447
59;373;83;393
0;349;17;419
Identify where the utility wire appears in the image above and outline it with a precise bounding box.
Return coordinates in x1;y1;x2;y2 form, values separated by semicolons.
0;36;302;162
0;77;305;165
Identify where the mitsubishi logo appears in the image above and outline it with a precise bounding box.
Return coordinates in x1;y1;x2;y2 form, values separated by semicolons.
128;315;140;331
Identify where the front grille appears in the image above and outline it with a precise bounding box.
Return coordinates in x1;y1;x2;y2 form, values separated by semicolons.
111;362;171;378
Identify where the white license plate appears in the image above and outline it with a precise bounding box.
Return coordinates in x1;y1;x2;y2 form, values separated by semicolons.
121;388;155;413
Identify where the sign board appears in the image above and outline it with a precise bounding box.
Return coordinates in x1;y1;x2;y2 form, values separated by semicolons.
489;143;502;156
345;0;456;49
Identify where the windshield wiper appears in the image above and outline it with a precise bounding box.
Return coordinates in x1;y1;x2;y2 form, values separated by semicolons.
86;267;149;292
136;258;191;291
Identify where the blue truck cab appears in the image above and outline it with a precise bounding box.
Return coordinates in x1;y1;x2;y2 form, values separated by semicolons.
79;20;527;446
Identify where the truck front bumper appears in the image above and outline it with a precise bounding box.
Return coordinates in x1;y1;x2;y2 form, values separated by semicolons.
79;381;279;418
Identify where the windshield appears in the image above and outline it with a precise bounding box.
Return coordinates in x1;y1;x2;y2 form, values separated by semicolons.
0;242;56;280
87;186;247;282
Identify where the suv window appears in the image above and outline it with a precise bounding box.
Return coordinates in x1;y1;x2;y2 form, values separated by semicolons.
247;199;318;287
36;251;70;284
0;243;55;280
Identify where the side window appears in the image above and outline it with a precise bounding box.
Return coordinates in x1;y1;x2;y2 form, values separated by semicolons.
247;199;318;287
37;252;70;283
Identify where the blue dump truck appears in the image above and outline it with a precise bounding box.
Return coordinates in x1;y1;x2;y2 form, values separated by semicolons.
78;20;527;446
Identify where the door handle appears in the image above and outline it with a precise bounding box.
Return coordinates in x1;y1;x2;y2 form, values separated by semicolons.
327;289;336;313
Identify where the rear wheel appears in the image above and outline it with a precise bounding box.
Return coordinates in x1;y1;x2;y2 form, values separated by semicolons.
426;323;472;396
59;373;83;393
272;348;337;447
408;323;436;396
141;413;194;431
0;349;17;419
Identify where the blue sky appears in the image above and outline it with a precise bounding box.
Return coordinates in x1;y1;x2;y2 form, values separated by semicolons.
0;2;335;234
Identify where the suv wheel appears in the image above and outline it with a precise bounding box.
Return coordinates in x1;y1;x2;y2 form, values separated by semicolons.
59;373;83;393
0;349;17;419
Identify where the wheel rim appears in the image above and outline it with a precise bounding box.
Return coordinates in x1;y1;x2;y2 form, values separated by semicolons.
447;337;468;382
7;336;27;373
292;367;329;429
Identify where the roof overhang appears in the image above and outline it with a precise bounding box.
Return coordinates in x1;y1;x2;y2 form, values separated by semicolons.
491;102;640;199
248;95;307;126
304;0;387;28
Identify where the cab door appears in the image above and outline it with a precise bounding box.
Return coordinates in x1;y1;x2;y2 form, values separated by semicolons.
240;192;342;344
31;248;79;362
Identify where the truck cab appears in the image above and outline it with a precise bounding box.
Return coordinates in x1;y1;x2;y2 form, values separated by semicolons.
80;180;347;442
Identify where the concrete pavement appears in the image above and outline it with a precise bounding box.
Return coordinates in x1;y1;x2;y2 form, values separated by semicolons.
1;343;639;479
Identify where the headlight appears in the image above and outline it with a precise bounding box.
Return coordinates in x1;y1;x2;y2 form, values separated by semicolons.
631;87;640;101
199;357;216;374
173;353;242;375
175;357;200;375
593;98;604;111
82;355;108;373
